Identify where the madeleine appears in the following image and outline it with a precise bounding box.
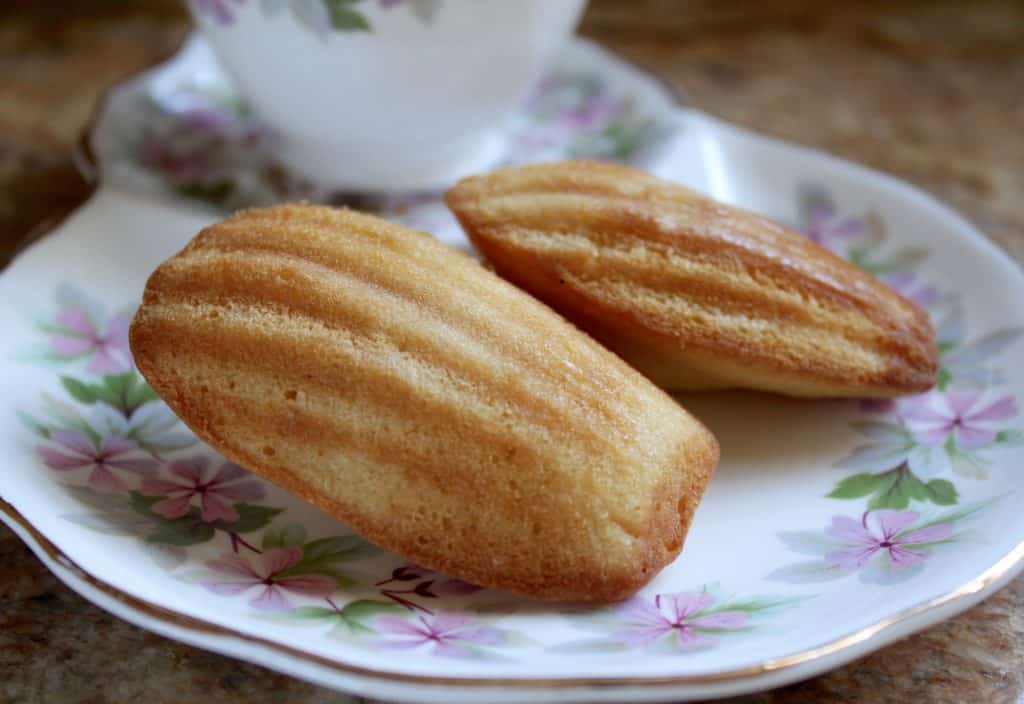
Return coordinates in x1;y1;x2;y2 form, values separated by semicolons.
130;204;718;602
447;161;937;397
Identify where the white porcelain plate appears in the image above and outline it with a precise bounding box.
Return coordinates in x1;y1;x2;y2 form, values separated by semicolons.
2;36;1024;704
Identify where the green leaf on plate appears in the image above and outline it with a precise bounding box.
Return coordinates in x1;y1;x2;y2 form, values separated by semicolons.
291;606;339;620
16;411;50;439
324;0;371;31
861;465;959;510
60;376;101;404
923;478;958;505
210;503;284;534
40;393;101;444
715;595;809;613
866;469;909;510
996;429;1024;447
831;464;958;509
129;491;160;516
340;599;402;628
175;181;235;204
128;491;218;546
62;486;155;536
262;522;308;550
146;516;215;546
59;372;159;416
827;472;884;499
499;630;539;648
302;535;374;563
107;372;159;414
302;599;403;636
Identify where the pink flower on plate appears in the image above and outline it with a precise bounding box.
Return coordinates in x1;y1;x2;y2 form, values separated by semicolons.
374;613;503;657
50;307;132;374
880;271;941;310
140;456;265;522
556;93;623;131
804;203;864;255
824;510;953;572
37;430;158;492
203;547;336;610
899;390;1018;449
141;140;213;184
192;0;246;26
612;592;748;650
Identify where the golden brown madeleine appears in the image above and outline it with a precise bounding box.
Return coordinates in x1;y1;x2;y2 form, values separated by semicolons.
447;161;938;397
130;204;718;603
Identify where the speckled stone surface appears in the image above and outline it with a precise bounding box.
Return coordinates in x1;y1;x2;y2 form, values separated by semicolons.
1;1;1023;702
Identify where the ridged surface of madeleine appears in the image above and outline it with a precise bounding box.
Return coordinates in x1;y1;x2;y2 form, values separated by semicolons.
447;161;938;397
130;204;719;603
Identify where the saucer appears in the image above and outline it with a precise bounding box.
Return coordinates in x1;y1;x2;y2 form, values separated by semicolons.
88;34;681;216
4;31;1024;704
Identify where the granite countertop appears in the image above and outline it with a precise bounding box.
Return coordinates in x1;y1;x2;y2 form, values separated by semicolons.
1;1;1022;702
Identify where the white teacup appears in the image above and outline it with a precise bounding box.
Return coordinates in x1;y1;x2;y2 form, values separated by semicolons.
187;0;587;191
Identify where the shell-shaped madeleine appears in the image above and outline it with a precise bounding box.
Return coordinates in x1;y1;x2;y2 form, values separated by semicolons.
446;161;937;397
129;204;718;603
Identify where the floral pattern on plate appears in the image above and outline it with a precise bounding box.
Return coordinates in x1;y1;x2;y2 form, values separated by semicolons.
6;92;1024;693
18;281;802;658
552;588;803;655
786;190;1023;515
190;0;442;34
769;505;988;584
15;183;1021;662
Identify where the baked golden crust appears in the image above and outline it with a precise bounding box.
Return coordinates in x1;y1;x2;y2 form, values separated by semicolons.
446;161;938;397
129;204;718;603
